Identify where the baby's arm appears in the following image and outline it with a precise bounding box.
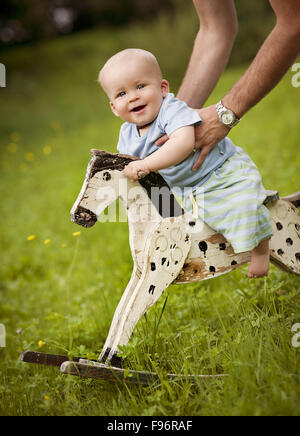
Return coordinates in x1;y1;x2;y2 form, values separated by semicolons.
123;126;195;182
145;126;195;171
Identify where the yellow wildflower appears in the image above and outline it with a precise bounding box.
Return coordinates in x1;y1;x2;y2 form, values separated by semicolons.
25;152;34;162
7;143;17;153
38;340;45;348
10;132;21;142
73;231;81;237
44;396;50;401
43;146;52;155
27;235;36;241
44;239;51;245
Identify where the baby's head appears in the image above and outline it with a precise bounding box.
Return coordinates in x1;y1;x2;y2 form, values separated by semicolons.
98;48;169;127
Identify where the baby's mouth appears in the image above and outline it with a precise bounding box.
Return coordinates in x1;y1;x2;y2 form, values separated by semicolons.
131;105;146;113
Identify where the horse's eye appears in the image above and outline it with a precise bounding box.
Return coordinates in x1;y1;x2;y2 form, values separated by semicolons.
103;172;111;181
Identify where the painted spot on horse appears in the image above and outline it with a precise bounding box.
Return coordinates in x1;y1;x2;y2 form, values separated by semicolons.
148;285;156;295
199;241;208;257
103;172;111;181
276;222;283;230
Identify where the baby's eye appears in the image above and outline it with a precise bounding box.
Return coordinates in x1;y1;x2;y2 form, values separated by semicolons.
137;84;145;90
117;91;126;98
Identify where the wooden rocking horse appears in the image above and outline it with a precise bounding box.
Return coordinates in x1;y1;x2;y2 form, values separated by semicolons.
21;150;300;385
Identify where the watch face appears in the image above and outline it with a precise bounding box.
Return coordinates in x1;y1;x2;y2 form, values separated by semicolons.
222;112;235;125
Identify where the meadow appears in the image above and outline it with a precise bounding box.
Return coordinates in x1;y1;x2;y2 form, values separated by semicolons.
0;10;300;416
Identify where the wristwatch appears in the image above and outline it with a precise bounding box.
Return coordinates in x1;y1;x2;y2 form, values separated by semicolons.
216;101;241;128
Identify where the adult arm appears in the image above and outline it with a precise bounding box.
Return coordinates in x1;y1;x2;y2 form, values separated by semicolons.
192;0;300;170
177;0;238;109
155;0;237;147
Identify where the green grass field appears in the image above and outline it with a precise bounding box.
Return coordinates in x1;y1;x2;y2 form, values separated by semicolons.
0;14;300;416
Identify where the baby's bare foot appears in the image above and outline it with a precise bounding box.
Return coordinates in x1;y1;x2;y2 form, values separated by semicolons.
248;239;270;279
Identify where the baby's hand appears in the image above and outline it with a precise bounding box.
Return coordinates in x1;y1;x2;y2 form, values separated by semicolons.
123;160;151;182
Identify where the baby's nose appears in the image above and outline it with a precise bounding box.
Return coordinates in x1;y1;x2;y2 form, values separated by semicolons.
128;91;139;102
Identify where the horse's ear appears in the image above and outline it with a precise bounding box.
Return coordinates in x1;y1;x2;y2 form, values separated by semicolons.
91;149;111;158
91;149;140;161
88;149;140;174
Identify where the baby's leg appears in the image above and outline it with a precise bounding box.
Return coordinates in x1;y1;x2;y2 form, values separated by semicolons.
248;238;270;278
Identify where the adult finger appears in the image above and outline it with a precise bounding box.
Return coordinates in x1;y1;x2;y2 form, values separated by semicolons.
155;134;169;146
192;146;210;171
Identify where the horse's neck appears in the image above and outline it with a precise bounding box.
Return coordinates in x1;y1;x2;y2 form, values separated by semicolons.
119;173;163;259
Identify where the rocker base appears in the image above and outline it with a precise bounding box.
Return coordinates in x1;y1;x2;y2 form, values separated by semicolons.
20;350;228;386
61;361;228;386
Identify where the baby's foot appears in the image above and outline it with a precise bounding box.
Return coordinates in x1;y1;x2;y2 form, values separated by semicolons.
248;239;270;279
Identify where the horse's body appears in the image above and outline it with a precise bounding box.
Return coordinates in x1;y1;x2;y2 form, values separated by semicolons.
71;150;300;365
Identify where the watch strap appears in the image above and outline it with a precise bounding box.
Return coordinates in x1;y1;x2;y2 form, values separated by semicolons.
216;100;241;128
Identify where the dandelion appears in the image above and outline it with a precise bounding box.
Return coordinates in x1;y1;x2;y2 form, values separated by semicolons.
73;231;81;237
27;235;36;241
38;340;45;348
44;239;51;245
44;396;50;401
11;132;21;142
25;152;34;162
43;146;52;155
7;143;17;153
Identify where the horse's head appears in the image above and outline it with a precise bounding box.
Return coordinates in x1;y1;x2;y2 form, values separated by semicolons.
70;150;138;227
71;149;184;228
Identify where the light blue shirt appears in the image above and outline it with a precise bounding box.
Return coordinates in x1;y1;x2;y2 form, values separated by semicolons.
117;93;236;197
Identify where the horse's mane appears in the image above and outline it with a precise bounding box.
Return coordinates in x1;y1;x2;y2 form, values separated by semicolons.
90;149;184;217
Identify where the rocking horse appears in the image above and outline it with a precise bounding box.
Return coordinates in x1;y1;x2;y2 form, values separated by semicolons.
21;150;300;385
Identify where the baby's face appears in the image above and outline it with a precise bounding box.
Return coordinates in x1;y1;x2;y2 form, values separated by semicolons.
101;57;169;127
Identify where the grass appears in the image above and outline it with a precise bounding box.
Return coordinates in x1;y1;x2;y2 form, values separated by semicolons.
0;10;300;416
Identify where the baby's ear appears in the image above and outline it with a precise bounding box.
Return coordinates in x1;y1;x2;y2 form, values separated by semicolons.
110;101;119;117
161;80;170;97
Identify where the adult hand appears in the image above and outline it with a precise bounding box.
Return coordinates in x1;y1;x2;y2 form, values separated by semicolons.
155;104;230;171
192;105;230;171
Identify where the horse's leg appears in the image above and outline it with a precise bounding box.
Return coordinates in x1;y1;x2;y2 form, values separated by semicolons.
106;219;191;363
98;265;141;365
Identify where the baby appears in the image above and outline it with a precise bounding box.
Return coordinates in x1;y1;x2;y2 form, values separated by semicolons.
98;48;274;278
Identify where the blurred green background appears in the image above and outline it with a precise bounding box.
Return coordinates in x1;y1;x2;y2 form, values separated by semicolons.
1;0;275;67
0;0;300;417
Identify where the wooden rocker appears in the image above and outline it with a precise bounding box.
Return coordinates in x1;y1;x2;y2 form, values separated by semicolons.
21;150;300;384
